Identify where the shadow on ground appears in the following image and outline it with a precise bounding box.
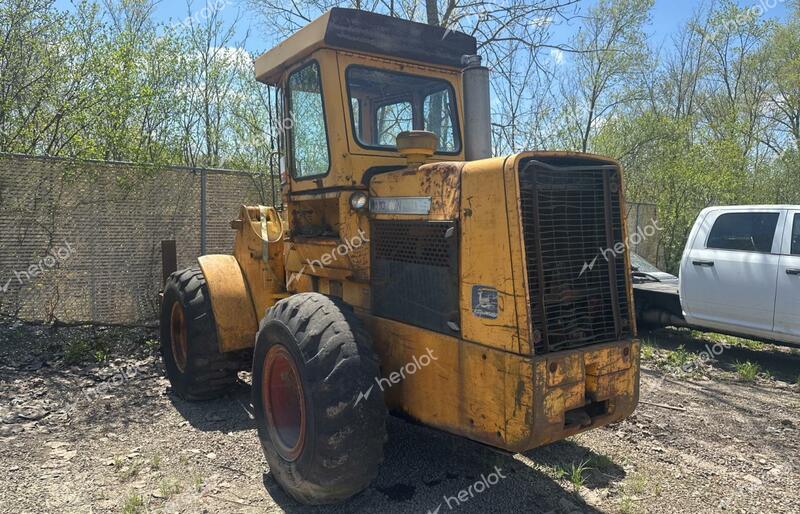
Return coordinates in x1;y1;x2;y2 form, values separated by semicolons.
643;328;800;383
261;417;623;513
168;379;256;433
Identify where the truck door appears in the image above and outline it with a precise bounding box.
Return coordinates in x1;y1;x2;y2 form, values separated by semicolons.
680;209;784;336
774;211;800;343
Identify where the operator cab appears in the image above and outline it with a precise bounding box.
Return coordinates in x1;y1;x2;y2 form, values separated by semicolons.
254;8;478;195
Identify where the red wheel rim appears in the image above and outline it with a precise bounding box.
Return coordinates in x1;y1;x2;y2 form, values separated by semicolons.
170;302;188;373
262;345;306;461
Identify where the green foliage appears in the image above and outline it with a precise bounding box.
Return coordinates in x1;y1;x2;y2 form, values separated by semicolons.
121;492;144;514
665;345;695;370
64;338;110;364
735;361;761;381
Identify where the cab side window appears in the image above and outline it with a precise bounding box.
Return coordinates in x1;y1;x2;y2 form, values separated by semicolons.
287;61;330;179
792;214;800;256
706;212;780;253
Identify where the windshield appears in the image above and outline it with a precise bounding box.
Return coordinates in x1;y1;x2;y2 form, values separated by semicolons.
346;66;460;153
630;252;661;273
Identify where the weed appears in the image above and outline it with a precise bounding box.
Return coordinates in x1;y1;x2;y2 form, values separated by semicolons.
158;478;182;498
149;455;161;471
191;474;204;492
619;495;638;514
796;374;800;387
117;459;144;481
735;361;760;382
568;460;592;491
121;493;145;514
666;345;694;370
640;339;656;360
144;338;160;351
625;473;648;496
64;338;110;364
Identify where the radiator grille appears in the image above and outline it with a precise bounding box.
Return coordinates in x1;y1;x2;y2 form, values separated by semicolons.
519;159;631;354
371;220;459;334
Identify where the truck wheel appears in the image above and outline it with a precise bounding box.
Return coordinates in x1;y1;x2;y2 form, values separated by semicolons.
159;267;239;400
252;293;387;504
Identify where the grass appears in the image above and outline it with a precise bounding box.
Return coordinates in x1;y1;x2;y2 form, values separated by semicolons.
121;493;145;514
619;495;638;514
143;338;160;351
624;473;649;496
700;331;765;351
735;361;761;381
556;459;592;492
149;455;161;471
117;459;144;481
640;338;656;360
191;474;204;493
63;338;110;364
158;478;182;498
665;345;695;370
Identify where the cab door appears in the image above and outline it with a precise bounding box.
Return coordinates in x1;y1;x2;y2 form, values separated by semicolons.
680;209;784;336
774;211;800;343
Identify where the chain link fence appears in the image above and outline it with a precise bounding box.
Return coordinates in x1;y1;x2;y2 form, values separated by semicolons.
0;153;269;325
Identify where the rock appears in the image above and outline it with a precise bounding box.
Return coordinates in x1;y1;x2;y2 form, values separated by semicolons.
17;407;49;421
742;474;763;486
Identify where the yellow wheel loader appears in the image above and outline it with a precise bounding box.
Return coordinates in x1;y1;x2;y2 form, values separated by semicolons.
159;8;640;505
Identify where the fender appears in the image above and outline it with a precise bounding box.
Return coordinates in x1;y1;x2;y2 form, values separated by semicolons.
198;254;258;352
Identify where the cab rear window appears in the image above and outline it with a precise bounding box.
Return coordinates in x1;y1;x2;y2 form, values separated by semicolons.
706;212;780;253
791;214;800;255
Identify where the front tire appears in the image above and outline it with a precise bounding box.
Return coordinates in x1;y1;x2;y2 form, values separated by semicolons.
252;293;387;504
159;267;240;400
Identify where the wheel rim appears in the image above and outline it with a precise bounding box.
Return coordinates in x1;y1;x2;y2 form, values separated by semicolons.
170;302;188;373
262;345;306;461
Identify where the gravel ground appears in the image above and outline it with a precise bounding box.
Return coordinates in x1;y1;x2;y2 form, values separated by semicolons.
0;322;798;514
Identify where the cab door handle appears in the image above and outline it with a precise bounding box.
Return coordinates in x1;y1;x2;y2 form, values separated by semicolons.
692;260;715;267
787;269;800;276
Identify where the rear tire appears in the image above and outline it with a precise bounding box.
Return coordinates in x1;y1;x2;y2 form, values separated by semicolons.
159;267;239;400
252;293;387;504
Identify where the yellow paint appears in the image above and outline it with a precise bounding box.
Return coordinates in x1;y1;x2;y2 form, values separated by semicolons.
193;13;641;457
197;255;258;352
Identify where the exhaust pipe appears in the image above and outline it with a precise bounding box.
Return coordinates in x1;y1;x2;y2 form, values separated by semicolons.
461;55;491;161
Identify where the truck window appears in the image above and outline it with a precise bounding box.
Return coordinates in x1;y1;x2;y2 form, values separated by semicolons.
706;212;780;253
346;66;460;153
287;61;329;179
792;214;800;255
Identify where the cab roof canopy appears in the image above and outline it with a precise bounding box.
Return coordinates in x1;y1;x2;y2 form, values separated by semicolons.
254;8;477;85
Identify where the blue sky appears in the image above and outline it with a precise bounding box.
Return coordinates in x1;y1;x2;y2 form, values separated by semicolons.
55;0;792;56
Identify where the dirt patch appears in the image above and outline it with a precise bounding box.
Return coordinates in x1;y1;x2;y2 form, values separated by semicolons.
1;323;798;513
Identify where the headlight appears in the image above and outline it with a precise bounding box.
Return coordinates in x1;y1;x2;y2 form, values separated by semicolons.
349;191;368;211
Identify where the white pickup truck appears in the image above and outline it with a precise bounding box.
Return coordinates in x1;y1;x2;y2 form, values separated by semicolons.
634;205;800;346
